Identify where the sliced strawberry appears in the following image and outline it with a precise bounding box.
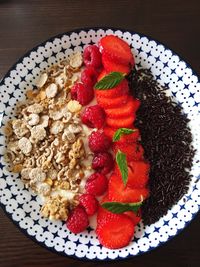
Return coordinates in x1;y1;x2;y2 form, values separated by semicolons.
102;53;130;75
115;160;149;188
97;69;107;81
106;115;135;128
95;79;129;99
108;173;149;203
96;94;128;109
103;126;116;139
124;210;141;225
113;142;144;161
105;96;135;118
96;213;135;249
99;35;134;66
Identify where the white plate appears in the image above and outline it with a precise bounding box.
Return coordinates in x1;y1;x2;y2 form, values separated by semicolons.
0;28;200;260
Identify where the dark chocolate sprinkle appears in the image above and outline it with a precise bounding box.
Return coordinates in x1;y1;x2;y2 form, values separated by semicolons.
127;68;195;225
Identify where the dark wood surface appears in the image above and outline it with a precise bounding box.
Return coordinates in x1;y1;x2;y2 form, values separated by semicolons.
0;0;200;266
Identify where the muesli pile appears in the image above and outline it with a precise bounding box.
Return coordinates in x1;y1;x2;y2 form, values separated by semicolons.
5;52;93;221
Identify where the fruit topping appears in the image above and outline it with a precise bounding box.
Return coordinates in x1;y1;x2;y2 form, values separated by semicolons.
88;130;111;153
85;172;108;196
66;206;89;234
113;141;144;161
95;78;129;98
102;53;131;75
71;82;94;105
96;94;128;109
79;193;99;216
81;67;98;88
83;45;102;69
99;35;134;66
81;105;106;129
106;114;135;128
92;152;114;174
96;212;135;249
105;96;135;118
108;173;149;203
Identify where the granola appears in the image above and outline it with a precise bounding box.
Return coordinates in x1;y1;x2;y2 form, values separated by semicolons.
5;54;93;221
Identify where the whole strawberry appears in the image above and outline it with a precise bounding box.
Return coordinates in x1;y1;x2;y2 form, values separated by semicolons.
88;130;111;153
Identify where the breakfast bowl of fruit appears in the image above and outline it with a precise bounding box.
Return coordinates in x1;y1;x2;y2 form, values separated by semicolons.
0;28;199;260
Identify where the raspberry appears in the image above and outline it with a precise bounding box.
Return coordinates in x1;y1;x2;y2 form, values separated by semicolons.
71;82;94;106
88;130;112;153
66;206;89;234
92;152;114;174
81;105;106;129
83;45;102;69
85;172;108;196
81;67;98;88
79;193;99;216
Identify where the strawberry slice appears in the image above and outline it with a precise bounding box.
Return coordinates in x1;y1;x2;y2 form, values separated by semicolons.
95;79;129;99
124;210;141;225
106;115;135;128
102;53;130;75
105;96;135;118
97;69;107;81
99;35;134;66
113;142;144;161
103;126;116;139
96;212;135;249
108;173;149;203
115;160;149;188
96;94;128;109
104;126;140;142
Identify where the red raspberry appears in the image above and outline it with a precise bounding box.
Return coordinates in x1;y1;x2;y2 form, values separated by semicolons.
79;193;99;216
81;105;106;129
71;82;94;106
66;206;89;234
83;45;102;69
88;130;112;153
92;152;114;174
85;172;108;196
81;67;98;88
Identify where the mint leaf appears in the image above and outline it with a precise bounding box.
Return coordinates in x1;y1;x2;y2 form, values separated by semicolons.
102;201;143;214
113;128;137;142
116;150;128;186
94;72;125;90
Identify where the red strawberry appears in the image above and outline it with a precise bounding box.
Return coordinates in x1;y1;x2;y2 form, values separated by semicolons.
106;115;135;128
96;213;135;249
85;172;108;196
95;79;129;99
108;173;149;203
96;94;128;109
79;194;99;216
115;161;149;188
102;53;130;75
113;142;144;161
117;128;140;143
99;35;134;66
66;206;89;234
124;210;141;225
105;96;135;118
97;69;107;81
103;126;116;139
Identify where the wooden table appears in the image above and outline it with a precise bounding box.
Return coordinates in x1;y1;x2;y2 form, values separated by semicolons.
0;0;199;266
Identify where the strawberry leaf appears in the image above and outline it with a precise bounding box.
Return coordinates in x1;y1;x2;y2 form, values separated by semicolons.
116;150;128;186
94;71;125;90
113;128;137;142
102;200;143;214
